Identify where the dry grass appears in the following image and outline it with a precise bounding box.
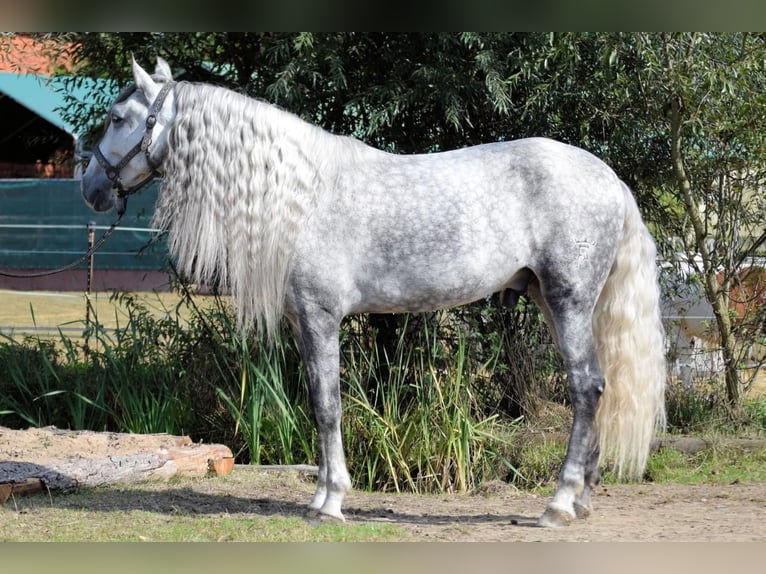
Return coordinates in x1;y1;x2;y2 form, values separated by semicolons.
0;289;216;339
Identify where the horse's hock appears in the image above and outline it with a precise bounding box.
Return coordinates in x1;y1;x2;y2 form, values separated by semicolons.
0;426;234;502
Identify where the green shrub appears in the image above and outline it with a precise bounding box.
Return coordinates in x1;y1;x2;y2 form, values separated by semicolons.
341;313;515;493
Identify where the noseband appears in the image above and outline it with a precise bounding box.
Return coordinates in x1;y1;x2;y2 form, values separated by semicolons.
93;80;175;203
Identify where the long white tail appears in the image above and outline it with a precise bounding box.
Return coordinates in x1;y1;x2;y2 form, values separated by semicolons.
592;183;666;478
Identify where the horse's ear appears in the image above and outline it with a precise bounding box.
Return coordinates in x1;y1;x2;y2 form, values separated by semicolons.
131;55;160;102
155;57;173;81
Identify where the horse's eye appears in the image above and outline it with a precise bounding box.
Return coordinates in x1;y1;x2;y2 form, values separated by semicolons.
111;114;123;126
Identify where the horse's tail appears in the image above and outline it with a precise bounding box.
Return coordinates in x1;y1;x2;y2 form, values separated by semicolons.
592;182;666;478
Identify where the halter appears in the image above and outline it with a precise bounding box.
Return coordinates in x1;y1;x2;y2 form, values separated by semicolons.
0;78;174;279
93;81;175;203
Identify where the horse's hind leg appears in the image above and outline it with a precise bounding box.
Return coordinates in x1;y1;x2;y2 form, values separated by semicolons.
290;305;351;521
529;280;604;528
541;336;603;527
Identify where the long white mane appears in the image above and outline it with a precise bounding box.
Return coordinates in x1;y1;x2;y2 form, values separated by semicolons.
151;82;342;338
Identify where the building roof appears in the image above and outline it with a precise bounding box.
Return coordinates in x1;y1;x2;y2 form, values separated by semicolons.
0;71;116;138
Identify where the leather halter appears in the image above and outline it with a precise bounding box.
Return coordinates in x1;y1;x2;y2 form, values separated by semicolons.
93;81;175;199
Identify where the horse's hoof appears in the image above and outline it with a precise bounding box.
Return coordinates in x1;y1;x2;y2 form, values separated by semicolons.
573;501;592;519
318;511;346;524
537;506;575;528
306;505;346;523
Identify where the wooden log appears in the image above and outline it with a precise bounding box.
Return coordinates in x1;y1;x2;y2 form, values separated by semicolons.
0;426;234;498
0;478;45;503
155;443;236;478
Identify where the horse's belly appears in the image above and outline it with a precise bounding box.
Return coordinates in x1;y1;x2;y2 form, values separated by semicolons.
348;257;520;314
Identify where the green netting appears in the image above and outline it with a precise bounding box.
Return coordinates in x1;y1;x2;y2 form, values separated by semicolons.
0;179;166;270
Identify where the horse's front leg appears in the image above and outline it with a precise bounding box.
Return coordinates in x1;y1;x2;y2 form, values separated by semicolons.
294;308;351;521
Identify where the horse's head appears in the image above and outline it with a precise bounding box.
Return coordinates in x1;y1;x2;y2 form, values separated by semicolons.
81;56;176;214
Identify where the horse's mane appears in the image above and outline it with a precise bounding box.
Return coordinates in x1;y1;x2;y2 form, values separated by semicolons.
152;81;349;338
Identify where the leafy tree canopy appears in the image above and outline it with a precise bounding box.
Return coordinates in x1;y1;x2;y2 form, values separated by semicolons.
20;32;766;405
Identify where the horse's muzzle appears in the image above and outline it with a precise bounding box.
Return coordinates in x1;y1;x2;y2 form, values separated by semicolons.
81;177;119;213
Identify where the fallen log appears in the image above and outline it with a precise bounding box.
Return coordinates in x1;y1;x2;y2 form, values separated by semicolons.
0;426;234;498
0;478;46;503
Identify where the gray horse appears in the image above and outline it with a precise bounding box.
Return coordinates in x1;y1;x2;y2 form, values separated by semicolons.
82;57;666;528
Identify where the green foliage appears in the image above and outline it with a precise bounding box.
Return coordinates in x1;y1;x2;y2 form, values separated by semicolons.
0;333;111;431
341;313;516;493
0;291;531;494
4;289;766;495
645;443;766;484
43;33;627;153
84;293;195;435
664;378;727;434
503;435;567;490
742;395;766;430
211;328;314;465
462;296;567;420
663;375;766;436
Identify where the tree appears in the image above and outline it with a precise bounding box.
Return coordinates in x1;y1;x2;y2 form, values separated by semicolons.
497;32;766;410
626;33;766;409
25;32;766;411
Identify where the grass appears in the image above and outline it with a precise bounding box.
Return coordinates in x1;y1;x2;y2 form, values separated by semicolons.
645;442;766;484
1;469;407;542
3;503;406;542
3;507;404;542
342;314;515;493
0;288;519;494
0;469;407;542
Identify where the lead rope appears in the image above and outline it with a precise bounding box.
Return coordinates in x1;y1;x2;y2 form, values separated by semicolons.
0;210;125;279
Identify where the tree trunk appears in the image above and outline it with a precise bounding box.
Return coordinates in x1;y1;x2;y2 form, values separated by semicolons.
710;280;742;412
670;97;741;409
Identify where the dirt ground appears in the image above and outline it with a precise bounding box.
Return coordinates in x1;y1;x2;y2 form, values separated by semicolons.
2;426;766;542
223;468;766;542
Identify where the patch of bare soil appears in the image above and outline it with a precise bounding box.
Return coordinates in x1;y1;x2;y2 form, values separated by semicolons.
266;472;766;542
2;426;766;541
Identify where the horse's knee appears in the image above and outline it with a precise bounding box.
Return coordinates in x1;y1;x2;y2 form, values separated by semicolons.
312;400;341;430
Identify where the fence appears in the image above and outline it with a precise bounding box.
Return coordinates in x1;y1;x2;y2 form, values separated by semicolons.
0;179;170;291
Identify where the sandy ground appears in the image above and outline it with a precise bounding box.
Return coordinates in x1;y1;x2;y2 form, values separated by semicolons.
2;426;766;542
210;468;766;542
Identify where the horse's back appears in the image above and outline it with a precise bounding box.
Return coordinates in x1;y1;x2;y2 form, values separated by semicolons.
288;137;627;316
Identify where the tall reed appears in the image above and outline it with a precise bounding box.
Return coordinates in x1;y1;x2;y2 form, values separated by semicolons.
1;289;530;493
341;313;514;493
210;318;315;465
